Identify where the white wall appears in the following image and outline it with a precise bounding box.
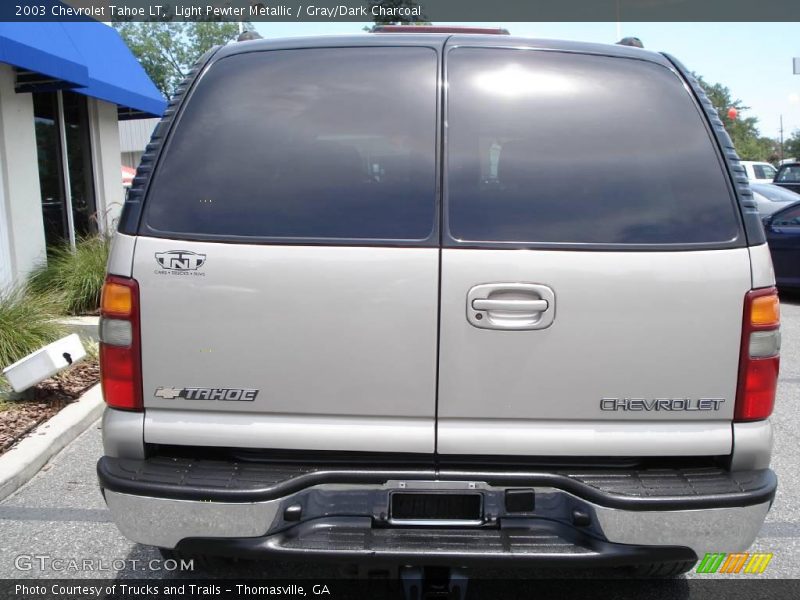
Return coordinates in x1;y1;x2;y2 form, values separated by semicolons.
121;150;143;169
88;98;124;233
0;71;131;290
0;64;47;288
0;160;12;293
119;117;158;153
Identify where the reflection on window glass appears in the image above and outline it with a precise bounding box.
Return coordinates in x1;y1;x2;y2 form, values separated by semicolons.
751;183;799;202
145;48;438;241
34;93;67;246
777;166;800;183
446;49;740;245
773;207;800;227
33;92;96;246
754;165;777;180
62;92;96;237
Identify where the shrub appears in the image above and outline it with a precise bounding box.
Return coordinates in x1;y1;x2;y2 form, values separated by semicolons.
0;287;66;371
29;235;110;315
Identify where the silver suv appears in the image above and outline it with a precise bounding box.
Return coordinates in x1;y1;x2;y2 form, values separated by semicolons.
97;33;780;577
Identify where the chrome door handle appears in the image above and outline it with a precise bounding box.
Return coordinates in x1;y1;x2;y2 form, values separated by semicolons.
467;283;556;330
471;298;549;312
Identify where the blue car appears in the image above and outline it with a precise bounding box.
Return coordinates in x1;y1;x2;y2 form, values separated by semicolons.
764;201;800;290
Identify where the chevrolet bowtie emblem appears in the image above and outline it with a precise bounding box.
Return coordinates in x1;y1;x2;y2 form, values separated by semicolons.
154;387;183;399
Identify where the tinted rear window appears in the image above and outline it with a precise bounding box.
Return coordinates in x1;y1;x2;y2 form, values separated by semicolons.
445;49;741;246
777;165;800;183
143;47;438;242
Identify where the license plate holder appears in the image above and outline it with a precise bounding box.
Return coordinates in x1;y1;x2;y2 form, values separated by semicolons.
390;492;483;524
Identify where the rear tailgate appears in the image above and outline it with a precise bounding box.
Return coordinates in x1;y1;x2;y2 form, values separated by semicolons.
129;45;442;454
134;239;439;454
437;248;750;456
436;42;751;456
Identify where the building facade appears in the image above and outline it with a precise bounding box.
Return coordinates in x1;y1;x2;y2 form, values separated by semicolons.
119;117;159;170
0;22;165;291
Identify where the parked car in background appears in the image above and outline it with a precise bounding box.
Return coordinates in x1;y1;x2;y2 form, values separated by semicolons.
763;201;800;290
773;162;800;194
741;161;778;183
751;182;800;217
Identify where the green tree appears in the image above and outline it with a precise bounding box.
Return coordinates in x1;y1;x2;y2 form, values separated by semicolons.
114;21;239;99
367;0;429;26
784;130;800;161
695;75;778;162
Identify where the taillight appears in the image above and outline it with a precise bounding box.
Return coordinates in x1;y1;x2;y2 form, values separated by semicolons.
735;288;780;421
99;275;142;411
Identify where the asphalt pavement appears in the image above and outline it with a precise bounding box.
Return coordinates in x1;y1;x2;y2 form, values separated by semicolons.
0;293;799;590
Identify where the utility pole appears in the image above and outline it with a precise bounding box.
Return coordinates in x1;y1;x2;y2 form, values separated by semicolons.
779;115;784;162
789;58;800;163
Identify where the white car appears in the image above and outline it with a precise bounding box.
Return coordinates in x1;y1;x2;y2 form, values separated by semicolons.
741;161;778;183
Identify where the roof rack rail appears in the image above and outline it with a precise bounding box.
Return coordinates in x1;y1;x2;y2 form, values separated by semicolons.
372;26;510;35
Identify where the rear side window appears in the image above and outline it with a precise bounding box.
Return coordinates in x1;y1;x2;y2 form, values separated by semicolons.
143;47;438;242
777;165;800;183
445;48;741;246
773;206;800;228
754;164;777;180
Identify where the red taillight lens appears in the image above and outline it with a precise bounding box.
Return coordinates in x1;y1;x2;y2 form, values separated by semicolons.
100;344;139;410
735;288;780;422
99;275;142;411
736;357;779;420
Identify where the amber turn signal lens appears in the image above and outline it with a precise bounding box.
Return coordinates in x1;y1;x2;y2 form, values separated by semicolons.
101;282;133;317
751;294;780;327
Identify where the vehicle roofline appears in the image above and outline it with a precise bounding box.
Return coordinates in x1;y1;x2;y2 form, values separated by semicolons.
212;33;672;67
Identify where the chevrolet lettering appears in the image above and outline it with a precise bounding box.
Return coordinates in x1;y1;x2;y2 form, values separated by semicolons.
600;398;726;411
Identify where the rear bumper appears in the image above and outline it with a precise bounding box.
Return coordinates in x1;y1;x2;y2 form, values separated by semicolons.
175;517;699;568
98;457;776;563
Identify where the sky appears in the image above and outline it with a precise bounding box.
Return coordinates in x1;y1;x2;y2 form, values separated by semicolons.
253;21;800;142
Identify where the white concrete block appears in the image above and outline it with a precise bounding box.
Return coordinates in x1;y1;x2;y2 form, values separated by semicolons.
2;333;86;392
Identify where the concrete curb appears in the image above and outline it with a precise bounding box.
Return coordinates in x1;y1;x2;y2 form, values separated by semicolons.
58;316;99;342
0;384;103;501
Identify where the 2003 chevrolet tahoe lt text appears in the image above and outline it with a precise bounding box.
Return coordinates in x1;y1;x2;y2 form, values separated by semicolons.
96;33;781;577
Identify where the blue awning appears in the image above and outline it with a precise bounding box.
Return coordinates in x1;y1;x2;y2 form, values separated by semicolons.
62;23;167;119
0;21;166;118
0;22;88;88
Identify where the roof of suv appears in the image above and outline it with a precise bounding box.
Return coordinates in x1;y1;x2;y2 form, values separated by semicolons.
212;34;672;68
